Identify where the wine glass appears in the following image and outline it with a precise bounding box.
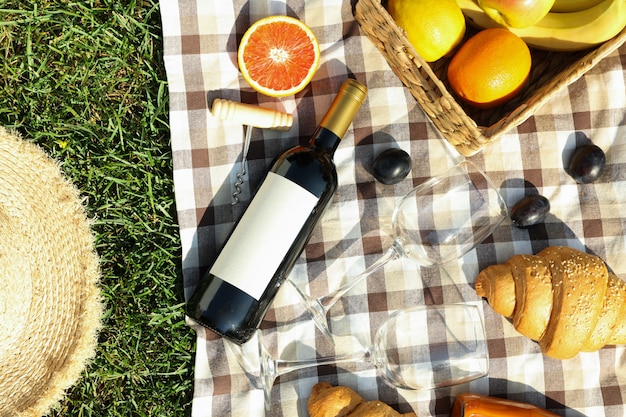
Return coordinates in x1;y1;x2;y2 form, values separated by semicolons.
226;303;489;411
287;160;507;340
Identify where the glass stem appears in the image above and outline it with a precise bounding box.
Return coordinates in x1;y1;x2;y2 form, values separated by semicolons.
317;243;402;312
274;350;367;378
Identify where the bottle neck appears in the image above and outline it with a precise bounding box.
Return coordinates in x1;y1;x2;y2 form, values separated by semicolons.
309;127;341;154
308;79;366;155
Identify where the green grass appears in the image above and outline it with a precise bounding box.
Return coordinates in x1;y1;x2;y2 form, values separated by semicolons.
1;1;194;416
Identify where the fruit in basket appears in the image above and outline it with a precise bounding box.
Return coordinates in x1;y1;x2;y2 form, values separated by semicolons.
566;143;606;183
477;0;555;28
237;15;320;97
386;0;466;62
475;246;626;359
447;28;531;108
551;0;605;12
455;0;626;51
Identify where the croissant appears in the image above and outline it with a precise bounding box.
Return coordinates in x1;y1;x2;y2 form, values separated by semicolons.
475;246;626;359
307;382;417;417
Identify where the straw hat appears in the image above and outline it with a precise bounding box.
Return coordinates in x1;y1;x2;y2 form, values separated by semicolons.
0;127;103;416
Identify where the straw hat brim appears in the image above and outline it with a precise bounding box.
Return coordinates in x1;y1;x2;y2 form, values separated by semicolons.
0;127;103;416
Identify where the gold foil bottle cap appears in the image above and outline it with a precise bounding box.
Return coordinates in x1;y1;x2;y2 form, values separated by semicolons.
319;78;368;138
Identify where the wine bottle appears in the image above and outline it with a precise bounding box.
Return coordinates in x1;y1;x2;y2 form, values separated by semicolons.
186;78;368;344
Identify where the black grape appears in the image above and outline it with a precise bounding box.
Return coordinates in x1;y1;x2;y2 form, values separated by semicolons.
567;144;606;184
510;194;550;228
372;148;412;185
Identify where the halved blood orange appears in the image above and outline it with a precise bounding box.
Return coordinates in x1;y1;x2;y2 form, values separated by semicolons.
237;15;320;97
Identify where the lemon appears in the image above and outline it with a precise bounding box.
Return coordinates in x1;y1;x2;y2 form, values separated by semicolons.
387;0;466;62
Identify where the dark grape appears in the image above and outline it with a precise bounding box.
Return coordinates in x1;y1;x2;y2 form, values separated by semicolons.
510;194;550;228
566;144;606;184
372;148;412;185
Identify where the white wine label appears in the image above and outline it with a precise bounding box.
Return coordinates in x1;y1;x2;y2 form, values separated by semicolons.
210;172;318;300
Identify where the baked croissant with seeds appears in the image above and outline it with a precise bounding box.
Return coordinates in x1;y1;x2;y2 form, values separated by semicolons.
475;246;626;359
308;382;417;417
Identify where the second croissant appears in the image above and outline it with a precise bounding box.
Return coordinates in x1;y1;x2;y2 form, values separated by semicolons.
475;246;626;359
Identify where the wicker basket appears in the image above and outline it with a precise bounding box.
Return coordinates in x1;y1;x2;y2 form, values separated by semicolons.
354;0;626;156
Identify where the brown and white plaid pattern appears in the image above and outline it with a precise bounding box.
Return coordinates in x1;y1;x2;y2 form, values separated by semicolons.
160;0;626;415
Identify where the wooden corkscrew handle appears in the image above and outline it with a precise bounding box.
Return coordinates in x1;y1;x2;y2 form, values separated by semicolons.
211;98;293;131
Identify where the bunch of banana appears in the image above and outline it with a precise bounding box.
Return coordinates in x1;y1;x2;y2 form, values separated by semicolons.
454;0;626;51
551;0;604;12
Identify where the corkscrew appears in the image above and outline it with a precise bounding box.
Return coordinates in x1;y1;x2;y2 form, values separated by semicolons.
211;99;293;204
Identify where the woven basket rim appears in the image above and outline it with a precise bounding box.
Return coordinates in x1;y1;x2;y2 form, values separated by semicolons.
354;0;626;156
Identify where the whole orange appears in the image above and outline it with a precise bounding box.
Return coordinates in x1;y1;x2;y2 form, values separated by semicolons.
447;28;531;109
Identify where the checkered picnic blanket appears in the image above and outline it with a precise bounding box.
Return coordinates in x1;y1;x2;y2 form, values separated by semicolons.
159;0;626;415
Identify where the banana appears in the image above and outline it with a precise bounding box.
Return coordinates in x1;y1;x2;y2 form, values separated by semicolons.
551;0;605;12
455;0;626;51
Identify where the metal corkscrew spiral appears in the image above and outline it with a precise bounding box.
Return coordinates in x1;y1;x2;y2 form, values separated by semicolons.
210;99;293;204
